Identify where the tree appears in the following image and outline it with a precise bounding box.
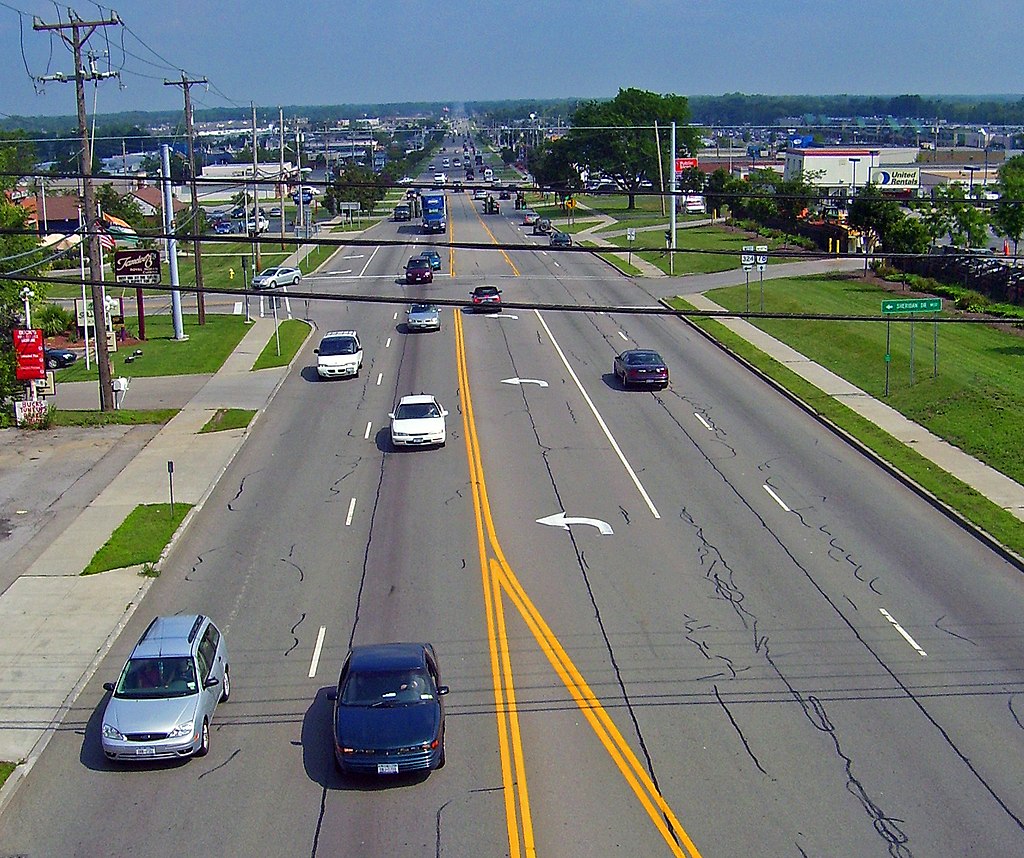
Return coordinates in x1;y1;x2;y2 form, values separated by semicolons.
774;171;822;226
565;88;701;209
324;164;382;217
95;184;147;233
529;138;581;194
992;161;1024;255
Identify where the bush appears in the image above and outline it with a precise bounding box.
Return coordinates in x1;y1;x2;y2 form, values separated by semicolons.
955;290;990;312
34;303;75;337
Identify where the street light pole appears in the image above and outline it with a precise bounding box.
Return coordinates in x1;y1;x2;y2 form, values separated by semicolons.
849;157;861;197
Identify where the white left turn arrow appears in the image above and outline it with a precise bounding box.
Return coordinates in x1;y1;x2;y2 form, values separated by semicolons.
536;512;614;535
501;377;549;388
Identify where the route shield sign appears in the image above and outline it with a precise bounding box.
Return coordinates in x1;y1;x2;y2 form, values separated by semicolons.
741;244;755;269
881;298;942;314
755;244;769;271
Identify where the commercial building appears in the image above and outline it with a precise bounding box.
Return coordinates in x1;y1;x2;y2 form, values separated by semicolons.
783;147;919;193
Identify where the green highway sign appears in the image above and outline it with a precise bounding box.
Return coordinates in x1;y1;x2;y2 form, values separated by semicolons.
881;298;942;314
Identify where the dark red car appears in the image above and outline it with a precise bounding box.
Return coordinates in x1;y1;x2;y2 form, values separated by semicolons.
470;285;502;312
613;349;669;389
405;256;433;285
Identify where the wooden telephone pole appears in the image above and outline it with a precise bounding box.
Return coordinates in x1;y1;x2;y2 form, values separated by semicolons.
165;73;208;324
34;10;120;410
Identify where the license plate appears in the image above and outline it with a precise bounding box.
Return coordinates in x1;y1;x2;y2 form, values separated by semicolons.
377;763;399;775
137;747;156;756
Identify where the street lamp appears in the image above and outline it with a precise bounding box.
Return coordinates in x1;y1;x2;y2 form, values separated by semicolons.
849;157;861;197
19;287;34;328
965;165;979;196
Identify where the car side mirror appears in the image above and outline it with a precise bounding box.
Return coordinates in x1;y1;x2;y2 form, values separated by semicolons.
313;348;319;354
103;682;115;692
204;676;220;689
388;412;396;420
327;689;338;701
440;410;448;417
437;685;450;696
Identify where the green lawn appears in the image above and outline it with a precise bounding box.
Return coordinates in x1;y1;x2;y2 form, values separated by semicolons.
605;225;795;275
200;408;256;433
703;273;1024;487
579;241;644;277
53;408;179;427
82;503;192;575
55;313;250;381
0;760;14;789
252;319;311;370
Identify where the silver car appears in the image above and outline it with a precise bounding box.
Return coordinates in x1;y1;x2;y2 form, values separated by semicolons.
101;615;229;762
406;303;441;332
251;266;302;290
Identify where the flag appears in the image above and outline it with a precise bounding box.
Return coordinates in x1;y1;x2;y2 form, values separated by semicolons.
97;223;115;251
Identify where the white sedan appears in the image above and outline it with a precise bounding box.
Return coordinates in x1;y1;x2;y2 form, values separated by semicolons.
389;394;448;448
251;266;302;290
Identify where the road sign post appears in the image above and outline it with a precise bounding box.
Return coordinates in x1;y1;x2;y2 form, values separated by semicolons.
627;227;636;266
880;298;942;392
756;245;769;311
741;245;754;312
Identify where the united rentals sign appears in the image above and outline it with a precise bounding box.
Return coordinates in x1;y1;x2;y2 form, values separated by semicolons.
113;249;161;285
870;167;920;190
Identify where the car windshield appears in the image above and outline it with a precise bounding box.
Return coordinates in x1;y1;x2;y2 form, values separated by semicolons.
626;352;663;366
409;304;435;314
408;259;429;269
422;251;439;259
114;656;197;699
341;668;434;706
395;402;441;420
320;337;359;356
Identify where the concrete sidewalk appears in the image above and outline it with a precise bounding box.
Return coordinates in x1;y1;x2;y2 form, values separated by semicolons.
685;292;1024;525
0;317;297;777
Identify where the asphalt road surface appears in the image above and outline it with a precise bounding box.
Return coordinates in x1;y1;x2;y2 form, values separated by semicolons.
2;148;1023;857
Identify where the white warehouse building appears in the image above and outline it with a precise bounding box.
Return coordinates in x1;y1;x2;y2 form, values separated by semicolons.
783;147;920;193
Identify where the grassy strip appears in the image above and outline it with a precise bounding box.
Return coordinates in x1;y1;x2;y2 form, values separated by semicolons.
82;503;192;575
669;297;1024;556
200;408;255;433
605;225;795;275
579;241;644;277
0;760;14;788
251;318;311;370
705;274;1024;486
56;314;250;382
52;408;179;427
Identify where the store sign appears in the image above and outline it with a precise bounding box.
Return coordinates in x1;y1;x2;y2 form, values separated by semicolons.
114;249;160;284
675;157;699;173
13;328;45;381
871;167;919;189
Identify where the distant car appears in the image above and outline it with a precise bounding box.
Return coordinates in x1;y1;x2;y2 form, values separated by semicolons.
315;330;363;379
214;221;233;234
268;206;282;217
419;249;442;271
231;206;246;219
473;189;488;200
521;210;540;225
251;266;302;290
101;614;229;762
406;303;441;332
433;173;447;186
549;231;572;247
327;642;448;775
44;347;77;369
613;349;670;389
498;189;510;200
389;394;448;447
470;285;502;312
532;218;552;235
405;256;433;284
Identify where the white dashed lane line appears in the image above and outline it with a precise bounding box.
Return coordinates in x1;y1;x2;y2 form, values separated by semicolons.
385;337;392;348
376;373;383;386
364;421;372;440
618;331;629;341
308;626;327;678
694;413;713;431
763;484;791;512
345;498;356;526
880;608;928;656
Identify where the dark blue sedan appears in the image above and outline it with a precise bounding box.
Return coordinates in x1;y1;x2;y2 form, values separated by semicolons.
328;643;448;776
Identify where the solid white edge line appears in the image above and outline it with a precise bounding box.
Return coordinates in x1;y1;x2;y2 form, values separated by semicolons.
879;608;928;656
763;484;791;512
376;373;383;385
534;309;661;519
345;497;356;526
359;245;381;278
364;421;372;440
308;625;327;678
694;413;713;431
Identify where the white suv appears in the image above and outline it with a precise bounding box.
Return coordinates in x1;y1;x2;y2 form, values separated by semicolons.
315;330;363;379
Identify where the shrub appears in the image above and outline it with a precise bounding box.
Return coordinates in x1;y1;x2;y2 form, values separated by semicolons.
34;303;75;337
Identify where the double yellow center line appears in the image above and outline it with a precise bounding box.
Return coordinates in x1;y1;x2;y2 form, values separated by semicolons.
454;304;702;855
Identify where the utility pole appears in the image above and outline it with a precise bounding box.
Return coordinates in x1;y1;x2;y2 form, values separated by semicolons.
34;10;119;411
251;103;261;273
165;73;208;324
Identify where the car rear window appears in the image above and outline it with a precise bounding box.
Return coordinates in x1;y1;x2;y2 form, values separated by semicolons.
627;352;662;366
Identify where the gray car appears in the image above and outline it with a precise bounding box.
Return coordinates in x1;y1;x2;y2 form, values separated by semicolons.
406;303;441;332
101;614;229;762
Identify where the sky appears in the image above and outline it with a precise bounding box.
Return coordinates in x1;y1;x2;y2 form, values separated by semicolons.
0;0;1021;119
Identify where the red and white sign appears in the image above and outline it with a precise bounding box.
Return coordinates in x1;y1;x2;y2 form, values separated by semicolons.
675;157;698;173
14;329;45;381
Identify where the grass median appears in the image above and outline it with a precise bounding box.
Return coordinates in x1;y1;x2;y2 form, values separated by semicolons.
52;408;179;427
606;224;793;275
82;503;192;575
200;408;256;433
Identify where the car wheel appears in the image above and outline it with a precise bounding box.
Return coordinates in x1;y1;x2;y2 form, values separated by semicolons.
437;730;446;769
220;666;231;702
292;276;300;285
195;719;210;757
47;357;59;369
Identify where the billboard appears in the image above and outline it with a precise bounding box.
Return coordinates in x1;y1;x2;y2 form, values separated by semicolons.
675;157;698;173
14;329;45;381
870;167;920;190
114;249;160;284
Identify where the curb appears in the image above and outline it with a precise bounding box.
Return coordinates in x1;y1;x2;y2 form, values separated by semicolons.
662;297;1024;574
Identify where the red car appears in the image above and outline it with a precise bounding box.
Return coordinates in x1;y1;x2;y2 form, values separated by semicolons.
470;285;502;312
613;349;669;389
405;256;433;284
